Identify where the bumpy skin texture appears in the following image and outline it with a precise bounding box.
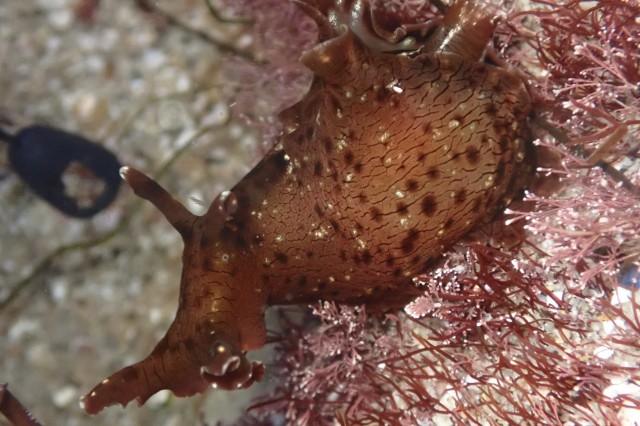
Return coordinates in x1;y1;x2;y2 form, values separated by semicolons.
81;0;534;415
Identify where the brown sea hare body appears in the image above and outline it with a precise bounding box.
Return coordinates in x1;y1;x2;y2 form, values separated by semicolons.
82;0;534;414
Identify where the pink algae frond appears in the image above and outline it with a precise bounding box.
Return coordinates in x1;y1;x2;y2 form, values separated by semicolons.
506;0;640;158
217;0;317;149
508;140;640;290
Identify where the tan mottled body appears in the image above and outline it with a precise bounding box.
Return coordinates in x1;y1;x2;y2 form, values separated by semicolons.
224;32;532;307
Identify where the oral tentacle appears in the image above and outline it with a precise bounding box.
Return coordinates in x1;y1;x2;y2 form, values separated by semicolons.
120;166;196;238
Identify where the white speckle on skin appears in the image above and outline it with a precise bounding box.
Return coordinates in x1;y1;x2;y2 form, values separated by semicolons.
386;80;403;93
312;226;329;240
377;132;390;143
336;138;348;150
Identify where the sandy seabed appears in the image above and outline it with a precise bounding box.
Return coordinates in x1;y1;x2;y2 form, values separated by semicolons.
0;1;269;425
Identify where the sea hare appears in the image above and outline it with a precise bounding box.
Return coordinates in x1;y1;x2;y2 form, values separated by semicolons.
81;0;534;414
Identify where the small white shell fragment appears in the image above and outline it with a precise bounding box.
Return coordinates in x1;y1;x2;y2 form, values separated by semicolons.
593;345;614;360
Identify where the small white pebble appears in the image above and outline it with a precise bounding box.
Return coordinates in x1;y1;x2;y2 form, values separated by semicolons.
611;287;632;305
146;389;171;408
593;345;614;360
52;386;77;408
603;381;640;399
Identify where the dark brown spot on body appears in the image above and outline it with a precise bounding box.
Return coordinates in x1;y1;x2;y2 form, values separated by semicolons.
499;136;510;153
304;126;314;141
401;229;420;253
465;145;480;165
344;150;354;165
454;189;467;204
370;207;382;222
421;195;438;215
406;179;419;192
426;166;440;179
495;161;506;183
485;103;498;116
374;86;391;102
274;152;289;171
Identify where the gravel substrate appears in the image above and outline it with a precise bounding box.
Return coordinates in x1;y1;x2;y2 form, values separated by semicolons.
1;1;270;424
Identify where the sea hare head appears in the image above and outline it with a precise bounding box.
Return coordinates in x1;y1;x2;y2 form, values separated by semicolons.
80;167;265;415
